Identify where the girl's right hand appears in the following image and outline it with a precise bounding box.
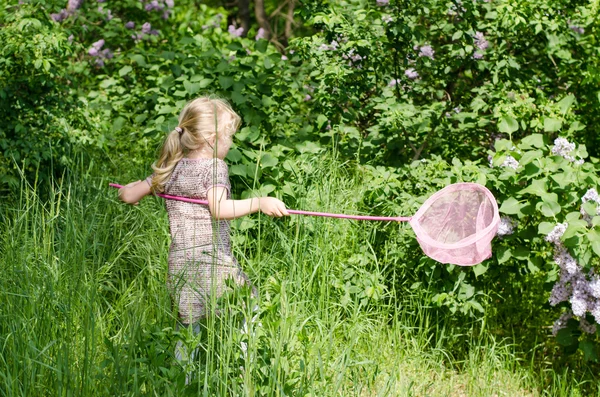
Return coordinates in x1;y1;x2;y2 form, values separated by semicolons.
259;197;289;217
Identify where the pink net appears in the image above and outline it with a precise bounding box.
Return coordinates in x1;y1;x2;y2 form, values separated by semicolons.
409;183;500;266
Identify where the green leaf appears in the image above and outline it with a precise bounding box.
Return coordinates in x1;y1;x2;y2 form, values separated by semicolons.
540;200;561;217
580;340;599;362
512;246;529;260
498;115;519;134
527;257;541;273
218;76;234;90
452;30;463;40
519;179;547;197
557;94;576;115
582;201;597;216
183;80;200;95
538;222;555;235
260;154;278;168
497;246;512;263
230;164;246;177
499;197;523;215
264;57;273;69
591;241;600;257
226;148;242;162
119;65;132;77
130;54;147;66
556;328;577;347
544;118;562;132
520;134;545;149
472;263;488;277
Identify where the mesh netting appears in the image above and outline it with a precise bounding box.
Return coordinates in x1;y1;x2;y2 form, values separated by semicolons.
409;183;500;266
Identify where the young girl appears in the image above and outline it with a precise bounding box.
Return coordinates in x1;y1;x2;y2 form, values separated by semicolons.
118;96;288;366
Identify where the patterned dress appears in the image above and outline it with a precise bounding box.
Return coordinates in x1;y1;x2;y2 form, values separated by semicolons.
147;158;252;324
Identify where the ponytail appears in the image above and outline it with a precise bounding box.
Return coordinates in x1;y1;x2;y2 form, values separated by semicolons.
151;129;184;193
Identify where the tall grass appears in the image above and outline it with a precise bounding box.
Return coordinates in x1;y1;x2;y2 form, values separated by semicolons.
0;156;597;396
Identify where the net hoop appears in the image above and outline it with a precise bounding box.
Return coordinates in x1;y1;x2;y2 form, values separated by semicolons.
408;182;500;251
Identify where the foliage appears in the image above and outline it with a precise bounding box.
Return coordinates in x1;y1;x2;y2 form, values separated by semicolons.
0;4;104;187
293;0;600;165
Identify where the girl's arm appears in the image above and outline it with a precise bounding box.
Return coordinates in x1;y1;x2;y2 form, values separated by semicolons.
206;186;289;220
118;180;152;204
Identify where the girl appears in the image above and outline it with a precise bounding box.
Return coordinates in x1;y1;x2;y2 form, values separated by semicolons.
118;96;288;371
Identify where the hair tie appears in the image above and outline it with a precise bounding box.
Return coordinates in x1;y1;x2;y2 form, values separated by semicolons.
175;126;183;135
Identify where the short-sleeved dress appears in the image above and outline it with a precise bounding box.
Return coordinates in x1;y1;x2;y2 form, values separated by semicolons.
146;158;253;324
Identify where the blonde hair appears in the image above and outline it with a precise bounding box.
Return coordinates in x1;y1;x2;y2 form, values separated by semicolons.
150;96;241;193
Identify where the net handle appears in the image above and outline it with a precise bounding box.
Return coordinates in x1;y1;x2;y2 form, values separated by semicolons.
109;183;410;222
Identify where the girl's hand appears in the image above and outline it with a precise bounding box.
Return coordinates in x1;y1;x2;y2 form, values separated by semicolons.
119;179;151;205
259;197;289;217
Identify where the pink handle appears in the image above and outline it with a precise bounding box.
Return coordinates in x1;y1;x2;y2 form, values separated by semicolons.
109;183;410;222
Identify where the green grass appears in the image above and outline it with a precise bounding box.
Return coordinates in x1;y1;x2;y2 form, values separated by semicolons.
0;156;598;396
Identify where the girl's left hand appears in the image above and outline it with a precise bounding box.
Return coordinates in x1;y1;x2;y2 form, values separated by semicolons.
259;197;289;217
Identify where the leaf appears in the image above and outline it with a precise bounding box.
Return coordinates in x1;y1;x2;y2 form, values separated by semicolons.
260;154;278;168
497;246;512;263
544;118;562;132
520;134;545;149
557;94;576;115
580;340;599;362
119;66;132;77
582;201;597;216
130;54;146;66
498;115;519;134
183;80;200;95
519;178;547;197
452;30;463;40
499;197;523;215
527;257;541;273
512;246;529;260
218;76;234;90
226;148;242;162
540;200;561;217
538;222;555;235
591;241;600;257
556;328;577;347
472;263;488;277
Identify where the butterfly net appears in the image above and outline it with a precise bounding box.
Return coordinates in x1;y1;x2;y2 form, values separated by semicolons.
409;183;500;266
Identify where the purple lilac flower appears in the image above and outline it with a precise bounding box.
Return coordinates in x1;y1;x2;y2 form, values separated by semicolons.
106;9;113;21
166;0;174;7
228;25;244;38
162;10;170;19
474;32;489;50
102;48;113;59
125;21;135;29
593;303;600;324
382;15;393;23
404;68;419;79
418;45;435;59
580;188;600;224
552;310;573;336
552;137;577;162
304;95;311;101
546;223;568;245
67;0;83;11
549;280;572;306
376;0;389;5
142;22;152;34
473;52;484;60
588;276;600;299
255;28;266;40
388;78;401;87
88;47;99;57
281;55;288;60
51;10;69;22
499;155;519;169
569;23;584;35
497;216;517;237
97;0;106;2
68;34;74;43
